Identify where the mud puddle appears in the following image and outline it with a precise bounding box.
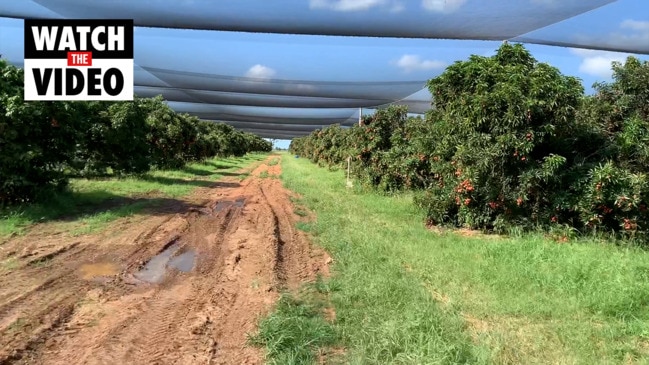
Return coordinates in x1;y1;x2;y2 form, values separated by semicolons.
168;250;196;272
134;240;196;283
79;262;120;281
213;198;245;212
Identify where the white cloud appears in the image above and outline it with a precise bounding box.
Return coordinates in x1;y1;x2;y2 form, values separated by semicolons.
569;19;649;77
310;0;402;12
422;0;466;13
245;64;276;79
569;48;629;79
621;19;649;32
395;54;447;72
569;48;601;57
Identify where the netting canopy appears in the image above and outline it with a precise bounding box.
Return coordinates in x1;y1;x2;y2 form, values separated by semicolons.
1;0;648;138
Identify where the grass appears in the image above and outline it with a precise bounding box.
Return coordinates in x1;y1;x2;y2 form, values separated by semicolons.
0;257;19;273
294;207;308;217
259;170;279;179
269;152;649;365
295;221;314;232
6;317;27;335
0;154;267;238
69;200;155;236
28;256;53;268
250;282;338;365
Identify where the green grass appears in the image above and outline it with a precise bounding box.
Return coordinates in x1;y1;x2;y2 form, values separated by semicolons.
250;283;338;365
0;154;267;238
295;221;314;233
69;200;156;236
294;207;308;217
267;157;280;166
270;152;649;365
259;170;279;179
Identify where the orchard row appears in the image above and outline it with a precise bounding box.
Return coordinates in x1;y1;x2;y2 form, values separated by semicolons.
0;59;271;204
291;44;649;242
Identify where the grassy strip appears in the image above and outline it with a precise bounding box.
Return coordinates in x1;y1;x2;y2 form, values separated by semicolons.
269;152;649;364
267;157;280;166
250;279;338;365
0;153;267;238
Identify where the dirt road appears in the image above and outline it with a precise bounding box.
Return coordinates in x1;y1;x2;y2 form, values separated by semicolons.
0;156;329;365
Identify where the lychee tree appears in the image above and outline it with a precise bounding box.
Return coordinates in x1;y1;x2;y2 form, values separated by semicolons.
575;57;649;239
415;42;591;231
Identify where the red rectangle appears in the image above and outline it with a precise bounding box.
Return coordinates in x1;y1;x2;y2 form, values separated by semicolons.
67;51;92;66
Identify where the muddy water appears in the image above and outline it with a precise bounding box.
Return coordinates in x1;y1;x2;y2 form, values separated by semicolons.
134;241;182;283
134;197;248;283
168;250;196;272
79;263;120;280
214;201;231;212
134;240;197;283
214;198;245;212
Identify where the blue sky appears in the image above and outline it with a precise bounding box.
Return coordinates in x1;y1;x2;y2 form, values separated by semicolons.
1;0;648;149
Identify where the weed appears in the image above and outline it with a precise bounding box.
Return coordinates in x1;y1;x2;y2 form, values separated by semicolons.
294;208;308;217
7;317;27;334
0;257;19;273
29;257;52;267
295;222;312;232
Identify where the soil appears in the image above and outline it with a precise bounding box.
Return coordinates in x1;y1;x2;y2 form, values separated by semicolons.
0;156;330;365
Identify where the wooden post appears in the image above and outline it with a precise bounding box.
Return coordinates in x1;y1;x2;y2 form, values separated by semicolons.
346;156;352;188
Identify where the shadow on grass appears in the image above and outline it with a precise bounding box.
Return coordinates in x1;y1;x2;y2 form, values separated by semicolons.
138;175;241;189
202;161;234;170
1;155;268;237
180;166;216;176
1;180;241;236
2;190;211;225
215;171;246;177
65;161;242;180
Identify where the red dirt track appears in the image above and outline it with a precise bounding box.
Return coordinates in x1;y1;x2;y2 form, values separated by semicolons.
0;156;329;365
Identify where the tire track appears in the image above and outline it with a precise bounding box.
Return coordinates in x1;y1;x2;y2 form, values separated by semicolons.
46;193;249;365
3;156;331;365
259;184;288;287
